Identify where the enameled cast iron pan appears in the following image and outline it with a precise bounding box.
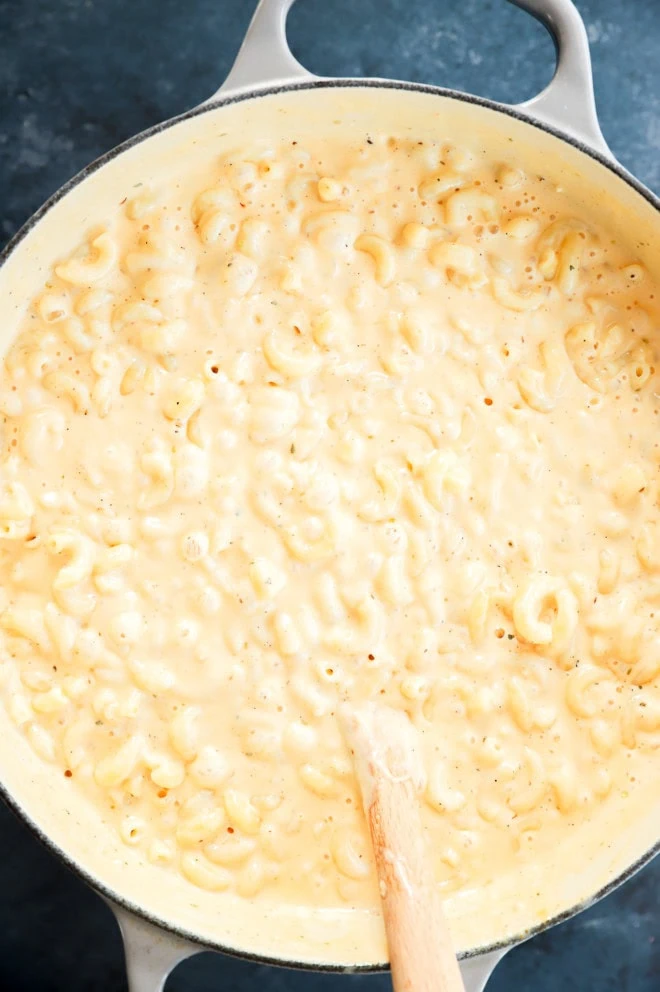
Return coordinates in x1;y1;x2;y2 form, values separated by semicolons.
0;2;658;989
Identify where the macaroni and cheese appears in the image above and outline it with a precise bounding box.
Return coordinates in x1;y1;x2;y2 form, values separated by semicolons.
1;123;659;921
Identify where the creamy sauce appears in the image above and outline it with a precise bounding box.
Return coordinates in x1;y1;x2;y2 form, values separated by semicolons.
0;121;659;925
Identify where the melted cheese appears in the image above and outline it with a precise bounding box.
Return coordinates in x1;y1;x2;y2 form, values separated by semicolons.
0;88;658;961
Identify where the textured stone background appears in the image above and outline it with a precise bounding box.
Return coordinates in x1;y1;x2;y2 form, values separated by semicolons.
0;0;658;989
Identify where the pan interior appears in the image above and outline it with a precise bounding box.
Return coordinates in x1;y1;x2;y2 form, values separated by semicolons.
0;83;658;968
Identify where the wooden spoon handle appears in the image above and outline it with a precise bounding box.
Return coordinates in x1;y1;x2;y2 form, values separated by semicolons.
342;704;465;992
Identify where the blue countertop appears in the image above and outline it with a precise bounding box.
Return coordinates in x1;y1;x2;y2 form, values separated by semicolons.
0;1;658;989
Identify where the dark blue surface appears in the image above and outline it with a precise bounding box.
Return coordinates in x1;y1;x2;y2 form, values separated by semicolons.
0;1;658;989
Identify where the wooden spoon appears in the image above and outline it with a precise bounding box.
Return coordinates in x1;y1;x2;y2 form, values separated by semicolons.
341;703;465;992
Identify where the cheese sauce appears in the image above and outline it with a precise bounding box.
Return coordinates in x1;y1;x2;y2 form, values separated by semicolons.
0;120;659;920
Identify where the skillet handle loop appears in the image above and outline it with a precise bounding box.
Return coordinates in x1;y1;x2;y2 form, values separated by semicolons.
460;949;508;992
215;0;313;98
214;0;612;161
510;0;611;158
114;906;198;992
114;905;507;989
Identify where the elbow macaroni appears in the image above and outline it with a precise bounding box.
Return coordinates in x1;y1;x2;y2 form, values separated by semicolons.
0;124;658;917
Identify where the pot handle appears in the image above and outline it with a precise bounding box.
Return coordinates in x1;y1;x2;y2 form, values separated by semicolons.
460;949;508;992
216;0;314;96
214;0;610;159
511;0;611;157
113;906;198;992
114;902;507;990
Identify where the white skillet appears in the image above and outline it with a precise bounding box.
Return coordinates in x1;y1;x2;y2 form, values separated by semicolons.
0;2;658;990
